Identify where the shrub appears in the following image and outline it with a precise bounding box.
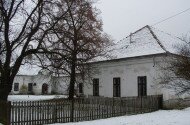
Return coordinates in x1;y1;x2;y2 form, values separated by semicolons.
19;84;28;94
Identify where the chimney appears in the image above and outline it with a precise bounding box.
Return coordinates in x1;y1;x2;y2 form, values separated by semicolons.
130;33;133;43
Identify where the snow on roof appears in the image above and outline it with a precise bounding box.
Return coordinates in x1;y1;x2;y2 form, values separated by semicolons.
18;25;185;75
151;27;184;54
91;25;185;62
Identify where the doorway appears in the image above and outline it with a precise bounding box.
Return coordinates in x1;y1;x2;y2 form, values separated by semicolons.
42;83;48;94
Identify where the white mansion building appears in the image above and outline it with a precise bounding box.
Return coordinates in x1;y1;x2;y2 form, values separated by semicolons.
12;25;189;101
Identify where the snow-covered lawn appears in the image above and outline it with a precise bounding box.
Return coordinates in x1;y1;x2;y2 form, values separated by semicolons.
49;108;190;125
8;95;67;101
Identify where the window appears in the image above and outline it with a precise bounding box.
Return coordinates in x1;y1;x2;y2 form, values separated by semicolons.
78;83;83;94
28;83;33;92
113;77;121;97
93;79;99;96
14;83;19;91
138;76;147;96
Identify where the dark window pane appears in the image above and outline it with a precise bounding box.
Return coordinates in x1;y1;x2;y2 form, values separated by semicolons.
93;79;99;96
28;83;33;92
79;83;83;94
113;77;121;97
138;76;147;96
14;83;19;91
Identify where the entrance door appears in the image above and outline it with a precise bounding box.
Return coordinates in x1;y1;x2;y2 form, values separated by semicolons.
28;83;33;93
42;83;48;94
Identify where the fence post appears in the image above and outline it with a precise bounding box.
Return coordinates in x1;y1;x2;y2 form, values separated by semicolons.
159;95;163;109
70;99;74;122
112;98;115;117
0;101;11;125
140;96;143;113
53;100;57;123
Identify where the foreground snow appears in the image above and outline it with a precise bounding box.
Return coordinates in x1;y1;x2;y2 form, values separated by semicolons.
50;108;190;125
8;95;67;101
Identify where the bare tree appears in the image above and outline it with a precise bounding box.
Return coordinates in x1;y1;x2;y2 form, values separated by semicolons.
0;0;68;101
40;0;112;99
159;36;190;95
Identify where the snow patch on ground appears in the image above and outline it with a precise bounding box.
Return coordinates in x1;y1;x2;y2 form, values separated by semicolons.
8;95;67;101
50;108;190;125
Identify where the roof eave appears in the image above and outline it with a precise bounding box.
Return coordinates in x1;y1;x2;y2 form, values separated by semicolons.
88;53;168;64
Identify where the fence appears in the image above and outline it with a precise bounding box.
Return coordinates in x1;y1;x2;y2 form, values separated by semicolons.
163;98;190;109
9;95;162;125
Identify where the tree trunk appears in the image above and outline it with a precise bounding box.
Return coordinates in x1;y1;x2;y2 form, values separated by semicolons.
68;62;76;100
0;70;15;101
0;84;12;125
68;57;76;122
0;84;12;101
68;50;77;100
0;101;11;125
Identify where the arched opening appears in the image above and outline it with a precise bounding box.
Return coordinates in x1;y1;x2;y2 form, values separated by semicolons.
42;83;48;95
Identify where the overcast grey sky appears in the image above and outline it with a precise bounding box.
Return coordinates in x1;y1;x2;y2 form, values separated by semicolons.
96;0;190;41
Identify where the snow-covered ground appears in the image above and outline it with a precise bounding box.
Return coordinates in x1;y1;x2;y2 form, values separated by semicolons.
8;95;67;101
49;108;190;125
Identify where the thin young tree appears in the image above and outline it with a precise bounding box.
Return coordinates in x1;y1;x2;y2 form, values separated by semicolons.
159;36;190;95
42;0;112;99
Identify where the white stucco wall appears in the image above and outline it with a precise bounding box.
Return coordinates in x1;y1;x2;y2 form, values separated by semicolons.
11;55;190;100
12;74;52;95
84;55;163;98
51;76;69;95
11;73;81;95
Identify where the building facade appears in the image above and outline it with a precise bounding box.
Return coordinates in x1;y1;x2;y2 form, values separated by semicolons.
10;25;189;101
82;25;188;100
